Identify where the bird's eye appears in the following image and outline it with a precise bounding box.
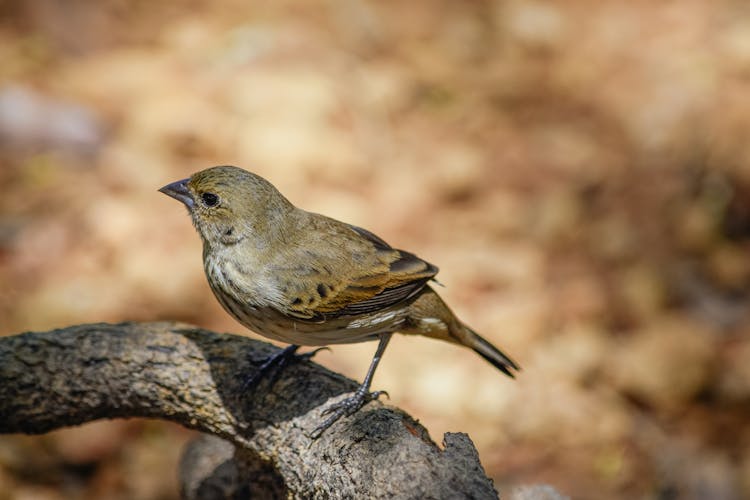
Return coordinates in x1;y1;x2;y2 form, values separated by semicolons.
201;192;219;207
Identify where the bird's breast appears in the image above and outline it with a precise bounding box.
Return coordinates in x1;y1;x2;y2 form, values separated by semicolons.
204;249;283;307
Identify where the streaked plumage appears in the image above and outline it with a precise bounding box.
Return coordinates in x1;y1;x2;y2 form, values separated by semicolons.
160;165;519;435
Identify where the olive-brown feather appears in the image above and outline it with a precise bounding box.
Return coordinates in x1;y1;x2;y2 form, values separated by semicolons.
160;165;519;436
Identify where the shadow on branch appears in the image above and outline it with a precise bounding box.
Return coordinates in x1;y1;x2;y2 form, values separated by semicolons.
0;322;503;499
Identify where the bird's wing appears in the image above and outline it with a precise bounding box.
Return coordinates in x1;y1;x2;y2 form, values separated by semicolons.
280;222;438;320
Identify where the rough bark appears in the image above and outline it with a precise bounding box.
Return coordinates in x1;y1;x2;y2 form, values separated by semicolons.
0;322;500;499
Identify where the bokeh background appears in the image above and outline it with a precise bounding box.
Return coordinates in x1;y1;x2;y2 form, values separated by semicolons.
1;1;750;499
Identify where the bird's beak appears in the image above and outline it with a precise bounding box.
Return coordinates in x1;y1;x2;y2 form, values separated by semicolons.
159;178;194;208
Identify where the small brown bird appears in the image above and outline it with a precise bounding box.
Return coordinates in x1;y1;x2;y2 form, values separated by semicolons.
160;166;518;436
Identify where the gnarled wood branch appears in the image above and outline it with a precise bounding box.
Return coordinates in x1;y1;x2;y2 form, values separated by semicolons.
0;322;501;499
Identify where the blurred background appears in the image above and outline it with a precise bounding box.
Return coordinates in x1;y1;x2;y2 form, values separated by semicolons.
1;0;749;498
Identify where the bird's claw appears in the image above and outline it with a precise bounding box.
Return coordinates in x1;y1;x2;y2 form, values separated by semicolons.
309;388;387;439
299;346;330;360
242;345;325;392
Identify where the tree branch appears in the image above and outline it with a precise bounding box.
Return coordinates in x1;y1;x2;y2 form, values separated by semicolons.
0;322;500;499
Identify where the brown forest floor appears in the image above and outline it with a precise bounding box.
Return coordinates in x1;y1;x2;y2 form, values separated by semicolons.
1;1;750;499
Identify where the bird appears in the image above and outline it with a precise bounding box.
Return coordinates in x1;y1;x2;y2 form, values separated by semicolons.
159;165;519;437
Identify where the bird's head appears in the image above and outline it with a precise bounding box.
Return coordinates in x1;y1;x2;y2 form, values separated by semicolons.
159;166;294;249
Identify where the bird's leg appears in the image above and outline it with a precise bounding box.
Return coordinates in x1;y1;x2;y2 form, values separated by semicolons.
310;333;392;439
243;344;329;391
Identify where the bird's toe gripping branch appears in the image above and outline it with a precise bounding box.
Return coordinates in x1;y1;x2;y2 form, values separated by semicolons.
309;387;390;439
242;344;329;391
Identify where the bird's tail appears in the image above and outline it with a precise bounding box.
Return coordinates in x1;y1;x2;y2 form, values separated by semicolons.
406;286;520;377
458;323;520;378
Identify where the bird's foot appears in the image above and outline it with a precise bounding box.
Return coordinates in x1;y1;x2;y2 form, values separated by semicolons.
309;387;389;439
242;345;329;391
